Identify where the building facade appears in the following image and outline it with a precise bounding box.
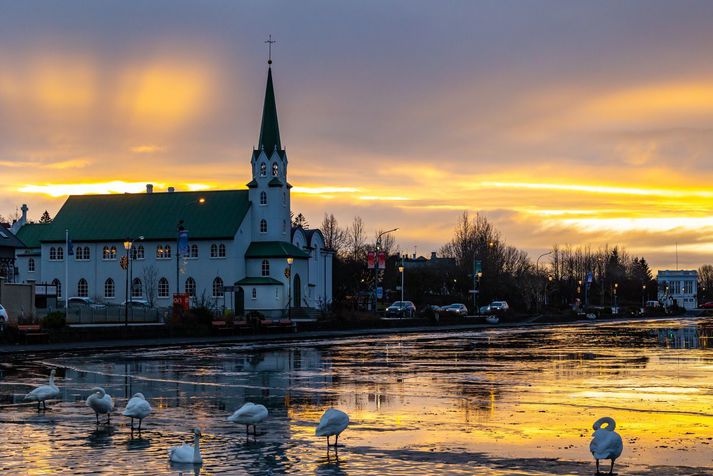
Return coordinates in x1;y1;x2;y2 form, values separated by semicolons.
657;270;698;310
13;64;332;318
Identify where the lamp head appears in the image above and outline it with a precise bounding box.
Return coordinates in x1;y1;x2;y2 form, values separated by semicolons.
398;266;404;273
123;240;132;250
287;257;294;265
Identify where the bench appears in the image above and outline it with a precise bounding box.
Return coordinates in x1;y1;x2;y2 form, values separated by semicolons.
17;324;50;344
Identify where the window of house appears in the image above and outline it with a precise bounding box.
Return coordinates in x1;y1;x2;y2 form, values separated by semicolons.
190;244;199;258
158;278;169;298
185;277;196;297
108;246;116;260
104;278;115;299
164;245;171;259
57;247;64;260
261;259;270;277
103;246;110;260
260;191;267;205
252;288;257;300
260;162;267;176
136;245;145;260
132;278;142;298
272;163;279;176
282;191;286;205
283;219;286;234
52;279;61;298
210;243;218;258
218;244;226;257
49;247;57;261
77;278;88;297
156;245;163;258
83;247;90;260
260;219;267;234
28;258;35;272
213;277;224;298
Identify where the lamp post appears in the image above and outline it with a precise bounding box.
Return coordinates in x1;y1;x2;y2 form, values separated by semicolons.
287;257;294;319
544;275;553;305
123;239;133;327
398;264;404;302
536;251;553;312
176;197;206;297
613;282;619;309
374;228;398;313
642;284;647;309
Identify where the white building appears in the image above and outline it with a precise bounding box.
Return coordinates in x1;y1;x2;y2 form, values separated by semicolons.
12;63;332;318
657;270;698;310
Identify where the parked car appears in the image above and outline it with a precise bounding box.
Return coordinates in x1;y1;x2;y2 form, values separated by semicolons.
67;297;106;309
385;301;416;318
120;299;151;308
441;303;469;317
488;301;510;313
700;301;713;309
479;304;491;314
0;304;8;324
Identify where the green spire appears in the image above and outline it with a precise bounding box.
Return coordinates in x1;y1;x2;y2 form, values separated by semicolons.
258;67;281;156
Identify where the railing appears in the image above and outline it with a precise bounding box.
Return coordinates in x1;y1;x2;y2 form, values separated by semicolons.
64;306;162;325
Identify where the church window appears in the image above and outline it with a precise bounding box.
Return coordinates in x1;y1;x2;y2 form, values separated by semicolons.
210;243;218;258
57;247;64;260
185;277;196;297
156;245;164;258
164;245;171;258
190;244;199;258
52;279;61;298
272;163;279;176
282;191;286;205
282;219;286;234
260;162;267;176
49;247;57;261
213;277;224;298
103;246;110;260
261;259;270;277
28;258;35;272
108;246;115;260
275;288;279;300
260;219;267;234
104;278;115;299
252;288;257;300
77;278;88;297
158;278;169;298
219;243;226;257
260;191;267;205
136;245;145;260
132;278;143;298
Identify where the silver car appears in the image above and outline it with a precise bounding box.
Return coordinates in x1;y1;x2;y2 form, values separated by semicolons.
442;303;468;317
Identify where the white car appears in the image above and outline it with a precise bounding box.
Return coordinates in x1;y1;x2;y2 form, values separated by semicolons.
0;304;8;323
489;301;510;312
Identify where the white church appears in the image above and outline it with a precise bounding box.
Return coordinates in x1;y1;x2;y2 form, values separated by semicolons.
11;62;333;318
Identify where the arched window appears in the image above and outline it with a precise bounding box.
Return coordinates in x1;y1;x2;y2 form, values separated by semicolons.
260;162;267;176
190;244;199;258
57;247;64;260
282;191;286;205
83;247;91;260
282;219;286;233
164;245;171;258
185;277;196;297
213;277;224;298
260;191;267;205
104;278;115;299
49;247;57;261
261;259;270;277
260;219;267;234
156;245;164;258
109;246;116;259
136;245;145;260
272;163;279;176
52;279;62;298
251;288;257;300
103;246;110;260
28;258;35;272
210;243;218;258
158;278;169;298
218;244;226;257
131;278;142;298
77;278;88;297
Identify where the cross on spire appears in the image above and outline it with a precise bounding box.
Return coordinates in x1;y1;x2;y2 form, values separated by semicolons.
265;34;276;65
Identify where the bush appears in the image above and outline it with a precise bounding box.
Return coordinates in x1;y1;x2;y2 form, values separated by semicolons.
41;312;66;330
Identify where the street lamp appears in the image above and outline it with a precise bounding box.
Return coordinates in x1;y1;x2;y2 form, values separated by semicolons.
373;228;399;313
398;264;404;302
613;282;619;309
123;239;133;327
642;284;647;309
287;257;294;319
544;275;553;306
176;197;206;298
536;251;553;312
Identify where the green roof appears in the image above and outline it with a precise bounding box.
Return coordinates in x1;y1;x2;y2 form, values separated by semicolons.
268;177;283;187
15;223;51;248
236;277;283;286
41;190;250;243
245;241;309;259
258;67;282;157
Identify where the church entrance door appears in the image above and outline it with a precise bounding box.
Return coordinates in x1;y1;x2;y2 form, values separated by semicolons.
235;286;245;316
293;274;301;308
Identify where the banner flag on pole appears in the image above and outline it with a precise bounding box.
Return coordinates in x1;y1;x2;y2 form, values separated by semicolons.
178;229;189;257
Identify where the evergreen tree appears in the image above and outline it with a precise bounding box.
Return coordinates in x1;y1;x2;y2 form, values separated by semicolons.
39;210;52;223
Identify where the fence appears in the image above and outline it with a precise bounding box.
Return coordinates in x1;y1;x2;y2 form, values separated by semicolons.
64;306;163;325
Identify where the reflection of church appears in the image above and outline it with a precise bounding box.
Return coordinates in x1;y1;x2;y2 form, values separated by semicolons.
12;60;332;317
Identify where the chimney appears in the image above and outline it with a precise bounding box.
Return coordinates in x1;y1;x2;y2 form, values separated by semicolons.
167;187;175;193
431;251;437;260
21;204;28;222
146;184;153;194
10;204;28;233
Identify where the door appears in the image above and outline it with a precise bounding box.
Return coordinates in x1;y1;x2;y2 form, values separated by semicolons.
293;274;301;308
235;286;245;316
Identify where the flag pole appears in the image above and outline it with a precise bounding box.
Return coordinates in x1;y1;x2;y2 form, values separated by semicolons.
65;229;69;311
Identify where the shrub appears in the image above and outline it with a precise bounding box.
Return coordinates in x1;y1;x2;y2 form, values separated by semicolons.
41;312;66;330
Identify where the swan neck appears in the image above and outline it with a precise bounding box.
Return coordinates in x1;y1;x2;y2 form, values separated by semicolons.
594;417;616;431
193;434;201;457
49;374;54;386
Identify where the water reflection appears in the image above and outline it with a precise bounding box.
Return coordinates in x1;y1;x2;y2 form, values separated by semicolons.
1;319;713;474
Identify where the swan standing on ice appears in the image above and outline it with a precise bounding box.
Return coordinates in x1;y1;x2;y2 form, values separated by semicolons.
590;417;623;475
122;392;152;431
168;428;203;464
86;387;114;424
228;402;269;436
316;408;349;447
24;368;60;411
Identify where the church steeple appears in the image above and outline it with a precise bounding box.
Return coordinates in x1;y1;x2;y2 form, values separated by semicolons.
258;67;281;157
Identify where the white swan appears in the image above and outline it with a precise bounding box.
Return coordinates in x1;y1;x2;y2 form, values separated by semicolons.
168;428;203;464
228;402;269;435
316;408;350;447
86;387;114;424
590;417;623;475
24;368;60;411
122;392;152;431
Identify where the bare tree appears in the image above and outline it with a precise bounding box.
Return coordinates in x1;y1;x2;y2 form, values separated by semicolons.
143;265;158;307
321;213;347;255
346;216;366;261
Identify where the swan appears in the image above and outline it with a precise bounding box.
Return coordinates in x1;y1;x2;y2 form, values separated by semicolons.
590;417;623;475
316;408;349;447
123;392;152;431
168;428;203;464
228;402;269;435
86;387;114;424
24;368;60;411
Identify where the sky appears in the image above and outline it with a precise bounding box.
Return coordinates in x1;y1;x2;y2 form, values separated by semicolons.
2;1;713;271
